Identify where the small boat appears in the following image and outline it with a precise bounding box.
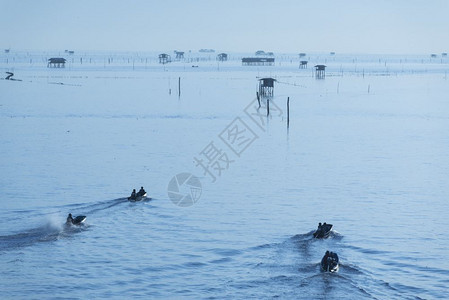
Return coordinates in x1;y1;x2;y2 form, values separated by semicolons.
321;251;339;272
128;192;147;202
67;215;86;225
313;223;333;239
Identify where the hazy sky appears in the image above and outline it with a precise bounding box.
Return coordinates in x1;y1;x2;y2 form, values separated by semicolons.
1;0;448;54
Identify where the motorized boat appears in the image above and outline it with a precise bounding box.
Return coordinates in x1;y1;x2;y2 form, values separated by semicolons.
128;192;147;202
321;251;339;272
66;215;86;226
313;223;333;239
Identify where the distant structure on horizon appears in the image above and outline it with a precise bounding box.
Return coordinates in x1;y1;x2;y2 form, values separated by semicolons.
431;54;437;58
47;57;66;68
175;51;184;60
314;65;326;79
159;53;171;64
258;78;276;96
442;53;448;57
5;72;14;80
242;57;275;66
255;50;274;56
330;52;336;55
199;49;215;53
299;53;306;58
4;49;10;53
217;53;228;61
299;61;308;69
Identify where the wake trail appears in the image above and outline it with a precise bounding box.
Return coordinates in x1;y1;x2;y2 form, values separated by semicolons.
0;197;129;252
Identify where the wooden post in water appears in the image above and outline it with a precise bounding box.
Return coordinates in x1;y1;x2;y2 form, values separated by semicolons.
267;99;270;116
168;77;171;95
178;77;181;97
256;92;260;107
287;97;290;128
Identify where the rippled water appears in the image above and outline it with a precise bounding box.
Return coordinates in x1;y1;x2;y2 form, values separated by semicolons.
1;53;449;299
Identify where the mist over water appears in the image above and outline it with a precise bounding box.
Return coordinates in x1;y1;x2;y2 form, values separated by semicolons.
1;51;449;299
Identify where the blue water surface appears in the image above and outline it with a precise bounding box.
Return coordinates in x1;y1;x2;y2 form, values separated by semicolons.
1;53;449;299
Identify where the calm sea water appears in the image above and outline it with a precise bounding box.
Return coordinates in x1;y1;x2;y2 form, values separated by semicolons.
1;53;449;299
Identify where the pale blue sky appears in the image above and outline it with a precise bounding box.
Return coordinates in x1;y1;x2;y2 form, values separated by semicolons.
1;0;448;54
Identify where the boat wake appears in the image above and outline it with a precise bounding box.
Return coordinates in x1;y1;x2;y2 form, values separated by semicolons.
0;221;89;252
236;229;410;299
0;198;127;252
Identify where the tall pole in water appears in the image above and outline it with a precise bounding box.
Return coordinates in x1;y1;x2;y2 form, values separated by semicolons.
178;77;181;97
287;97;290;129
267;99;270;117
